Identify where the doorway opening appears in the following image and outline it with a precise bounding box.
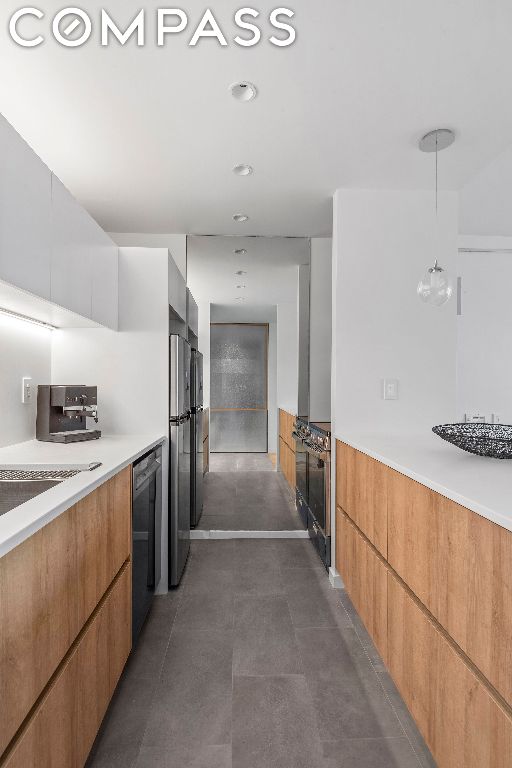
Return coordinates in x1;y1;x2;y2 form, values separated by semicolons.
210;322;269;454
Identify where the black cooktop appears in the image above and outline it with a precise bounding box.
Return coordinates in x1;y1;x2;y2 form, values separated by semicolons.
309;421;331;436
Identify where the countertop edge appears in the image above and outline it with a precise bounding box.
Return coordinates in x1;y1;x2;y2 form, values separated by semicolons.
335;433;512;535
0;434;166;559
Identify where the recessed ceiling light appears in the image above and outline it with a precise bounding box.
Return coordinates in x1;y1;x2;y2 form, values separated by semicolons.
235;270;247;275
233;164;253;177
236;284;246;289
230;82;257;102
234;248;247;255
233;214;249;223
235;296;246;302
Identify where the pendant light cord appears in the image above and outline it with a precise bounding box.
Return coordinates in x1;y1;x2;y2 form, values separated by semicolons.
435;131;438;216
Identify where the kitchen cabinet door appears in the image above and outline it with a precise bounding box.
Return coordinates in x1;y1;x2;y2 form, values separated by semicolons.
3;564;131;768
0;115;52;299
336;442;388;557
0;467;131;754
51;175;93;318
336;508;388;661
387;571;512;768
91;234;118;330
187;289;199;337
388;467;512;707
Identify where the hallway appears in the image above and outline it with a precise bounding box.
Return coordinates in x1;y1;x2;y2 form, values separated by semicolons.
86;537;435;768
198;453;304;532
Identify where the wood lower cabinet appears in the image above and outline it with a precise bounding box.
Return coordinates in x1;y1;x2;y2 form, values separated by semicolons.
279;409;296;491
0;467;132;765
2;563;131;768
336;442;388;557
335;441;512;766
388;468;512;707
336;508;388;662
387;572;512;768
0;467;131;755
279;437;296;490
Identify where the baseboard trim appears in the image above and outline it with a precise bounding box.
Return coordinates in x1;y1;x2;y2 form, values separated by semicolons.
329;566;344;589
190;529;310;540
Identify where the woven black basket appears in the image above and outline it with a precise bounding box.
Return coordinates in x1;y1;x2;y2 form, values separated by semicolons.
432;423;512;459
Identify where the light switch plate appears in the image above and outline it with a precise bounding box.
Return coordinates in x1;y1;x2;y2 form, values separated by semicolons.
382;378;399;400
22;377;32;404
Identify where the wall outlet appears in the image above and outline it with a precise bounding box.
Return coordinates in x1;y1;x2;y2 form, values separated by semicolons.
22;377;32;404
464;413;486;423
382;378;399;400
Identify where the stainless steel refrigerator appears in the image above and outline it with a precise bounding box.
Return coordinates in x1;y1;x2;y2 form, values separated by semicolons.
169;334;191;587
190;350;204;527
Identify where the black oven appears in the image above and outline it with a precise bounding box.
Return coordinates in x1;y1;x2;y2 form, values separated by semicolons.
132;446;162;645
292;420;309;527
303;437;331;569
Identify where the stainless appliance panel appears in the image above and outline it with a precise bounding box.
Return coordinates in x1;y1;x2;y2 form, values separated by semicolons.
132;446;162;643
170;335;191;420
195;352;204;409
191;409;204;526
169;419;190;586
190;350;204;528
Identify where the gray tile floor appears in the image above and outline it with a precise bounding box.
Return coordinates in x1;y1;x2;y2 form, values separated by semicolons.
86;539;437;768
199;454;303;531
209;453;276;473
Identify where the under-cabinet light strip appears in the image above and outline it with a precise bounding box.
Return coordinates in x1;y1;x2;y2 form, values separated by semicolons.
0;306;57;330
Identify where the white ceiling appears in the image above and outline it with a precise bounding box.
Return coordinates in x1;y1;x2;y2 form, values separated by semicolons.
1;1;512;236
187;235;309;306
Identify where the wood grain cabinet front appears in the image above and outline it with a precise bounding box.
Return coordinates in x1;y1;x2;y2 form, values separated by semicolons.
336;508;388;662
2;563;131;768
336;441;388;557
387;468;512;707
0;466;132;756
387;571;512;768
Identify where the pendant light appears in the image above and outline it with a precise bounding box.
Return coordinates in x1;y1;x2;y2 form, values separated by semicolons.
417;128;455;306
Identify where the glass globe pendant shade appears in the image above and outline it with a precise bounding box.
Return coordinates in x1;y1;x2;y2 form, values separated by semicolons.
417;260;454;306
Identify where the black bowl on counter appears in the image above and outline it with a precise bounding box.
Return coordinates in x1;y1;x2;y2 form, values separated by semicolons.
432;423;512;459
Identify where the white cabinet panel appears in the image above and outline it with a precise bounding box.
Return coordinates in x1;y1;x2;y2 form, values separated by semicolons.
187;288;199;337
169;254;186;321
91;230;118;331
51;175;93;319
0;115;52;299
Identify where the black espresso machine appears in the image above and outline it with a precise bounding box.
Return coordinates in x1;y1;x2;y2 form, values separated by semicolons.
36;385;101;443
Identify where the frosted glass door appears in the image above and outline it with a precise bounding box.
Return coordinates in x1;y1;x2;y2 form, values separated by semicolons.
210;324;268;452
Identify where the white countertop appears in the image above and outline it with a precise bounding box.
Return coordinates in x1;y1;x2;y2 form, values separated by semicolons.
0;434;166;558
336;431;512;533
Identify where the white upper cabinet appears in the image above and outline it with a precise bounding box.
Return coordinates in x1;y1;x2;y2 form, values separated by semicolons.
51;175;93;319
169;253;187;322
187;289;199;337
51;175;118;329
0;115;52;300
91;233;119;331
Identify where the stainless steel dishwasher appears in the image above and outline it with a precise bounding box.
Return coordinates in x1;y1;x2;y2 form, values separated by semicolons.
132;446;162;645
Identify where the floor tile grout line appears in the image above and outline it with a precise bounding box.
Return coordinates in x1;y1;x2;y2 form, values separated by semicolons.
129;586;186;768
335;596;428;768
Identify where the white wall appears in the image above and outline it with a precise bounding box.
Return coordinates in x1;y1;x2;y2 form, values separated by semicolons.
277;297;299;416
332;189;458;438
456;237;512;423
110;233;187;280
310;237;332;422
0;314;52;448
197;298;210;407
51;247;170;591
459;147;512;236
